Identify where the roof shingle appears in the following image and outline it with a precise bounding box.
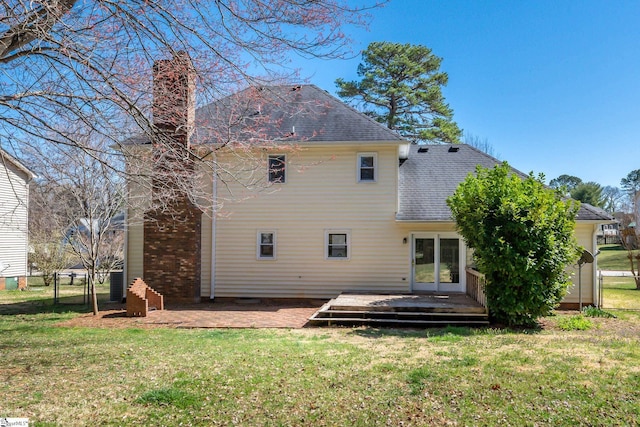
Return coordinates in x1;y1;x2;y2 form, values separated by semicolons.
397;144;612;223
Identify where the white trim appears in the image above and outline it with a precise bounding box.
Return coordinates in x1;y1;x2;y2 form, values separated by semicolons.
411;232;465;293
324;229;351;260
267;153;287;184
356;152;377;183
257;230;277;260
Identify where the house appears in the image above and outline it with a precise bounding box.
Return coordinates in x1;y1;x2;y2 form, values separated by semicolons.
124;53;612;308
0;148;35;290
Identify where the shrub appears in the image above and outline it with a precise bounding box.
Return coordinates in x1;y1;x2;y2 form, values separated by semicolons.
581;306;616;318
447;163;580;327
556;315;593;331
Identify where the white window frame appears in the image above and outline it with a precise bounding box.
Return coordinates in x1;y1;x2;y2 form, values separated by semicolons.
325;229;351;260
357;152;377;183
257;230;277;260
268;154;286;184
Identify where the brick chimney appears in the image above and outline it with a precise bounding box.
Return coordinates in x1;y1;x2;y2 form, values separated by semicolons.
143;51;202;303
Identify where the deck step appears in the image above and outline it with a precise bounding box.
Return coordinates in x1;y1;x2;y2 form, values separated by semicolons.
309;309;489;327
308;316;490;327
316;309;488;317
327;305;486;314
308;293;489;328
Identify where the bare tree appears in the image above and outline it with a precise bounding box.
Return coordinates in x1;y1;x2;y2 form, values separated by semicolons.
464;132;499;158
1;1;380;167
24;133;125;314
28;181;76;286
619;227;640;290
601;186;624;214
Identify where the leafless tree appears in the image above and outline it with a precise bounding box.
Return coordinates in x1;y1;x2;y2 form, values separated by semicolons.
1;1;380;164
28;181;77;286
464;132;499;159
619;227;640;290
24;132;125;314
2;0;382;229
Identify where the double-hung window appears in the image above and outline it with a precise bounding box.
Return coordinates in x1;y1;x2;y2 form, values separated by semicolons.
325;230;350;260
268;154;286;183
357;153;377;182
257;231;276;259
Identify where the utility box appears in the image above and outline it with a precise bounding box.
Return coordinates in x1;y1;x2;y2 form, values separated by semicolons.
5;277;18;290
110;271;124;302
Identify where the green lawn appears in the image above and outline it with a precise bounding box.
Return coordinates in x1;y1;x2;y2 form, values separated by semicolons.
602;276;640;310
0;281;110;315
1;291;640;425
597;244;638;271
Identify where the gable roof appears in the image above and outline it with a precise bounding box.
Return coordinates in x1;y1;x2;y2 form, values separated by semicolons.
0;148;35;181
397;144;613;223
126;84;404;146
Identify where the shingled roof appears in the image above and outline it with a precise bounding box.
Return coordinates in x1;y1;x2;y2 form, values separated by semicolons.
126;84;404;145
397;144;613;223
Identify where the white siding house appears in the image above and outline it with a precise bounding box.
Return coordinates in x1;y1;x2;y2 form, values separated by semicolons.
0;149;34;290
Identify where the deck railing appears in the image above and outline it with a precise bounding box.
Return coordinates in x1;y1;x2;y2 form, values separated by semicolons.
466;268;487;308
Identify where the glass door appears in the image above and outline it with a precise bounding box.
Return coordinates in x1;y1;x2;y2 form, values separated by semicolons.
412;234;464;292
413;237;436;291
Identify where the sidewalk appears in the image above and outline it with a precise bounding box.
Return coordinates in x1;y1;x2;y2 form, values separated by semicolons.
599;270;635;277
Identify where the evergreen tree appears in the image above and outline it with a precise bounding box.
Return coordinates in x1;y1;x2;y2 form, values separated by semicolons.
336;42;462;143
570;182;604;208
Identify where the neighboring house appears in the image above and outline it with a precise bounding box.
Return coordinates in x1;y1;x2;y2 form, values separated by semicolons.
0;148;35;290
124;54;612;308
596;223;620;245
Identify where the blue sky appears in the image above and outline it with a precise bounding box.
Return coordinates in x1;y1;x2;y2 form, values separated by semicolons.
292;0;640;188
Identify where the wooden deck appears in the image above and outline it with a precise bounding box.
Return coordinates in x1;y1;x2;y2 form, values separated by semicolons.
309;292;489;327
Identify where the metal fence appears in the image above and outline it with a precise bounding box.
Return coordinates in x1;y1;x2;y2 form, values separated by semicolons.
52;271;90;305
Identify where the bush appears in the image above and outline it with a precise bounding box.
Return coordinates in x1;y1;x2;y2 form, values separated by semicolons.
581;306;616;318
556;315;593;331
447;163;580;327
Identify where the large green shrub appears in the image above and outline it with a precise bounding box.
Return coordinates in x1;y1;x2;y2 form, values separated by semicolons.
447;163;580;326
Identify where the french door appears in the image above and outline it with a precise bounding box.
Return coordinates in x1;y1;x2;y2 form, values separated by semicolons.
412;233;464;292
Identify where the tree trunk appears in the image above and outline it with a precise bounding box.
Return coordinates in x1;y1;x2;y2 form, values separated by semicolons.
90;275;99;315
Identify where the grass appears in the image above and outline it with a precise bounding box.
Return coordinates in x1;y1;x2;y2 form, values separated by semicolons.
597;244;638;271
0;281;111;315
602;276;640;310
1;291;640;425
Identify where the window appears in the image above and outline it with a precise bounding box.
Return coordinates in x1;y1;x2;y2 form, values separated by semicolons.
257;231;276;259
325;230;350;260
268;154;286;183
357;153;377;182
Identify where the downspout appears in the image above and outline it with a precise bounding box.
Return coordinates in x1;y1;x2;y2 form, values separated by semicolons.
123;207;129;301
210;153;217;300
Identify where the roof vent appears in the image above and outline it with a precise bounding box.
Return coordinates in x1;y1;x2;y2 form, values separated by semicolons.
417;147;429;153
448;146;459;153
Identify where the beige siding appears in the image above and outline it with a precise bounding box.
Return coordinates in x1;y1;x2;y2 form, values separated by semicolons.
125;221;144;285
124;156;151;286
199;170;213;298
563;222;598;305
209;144;407;298
0;159;30;277
126;142;604;306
